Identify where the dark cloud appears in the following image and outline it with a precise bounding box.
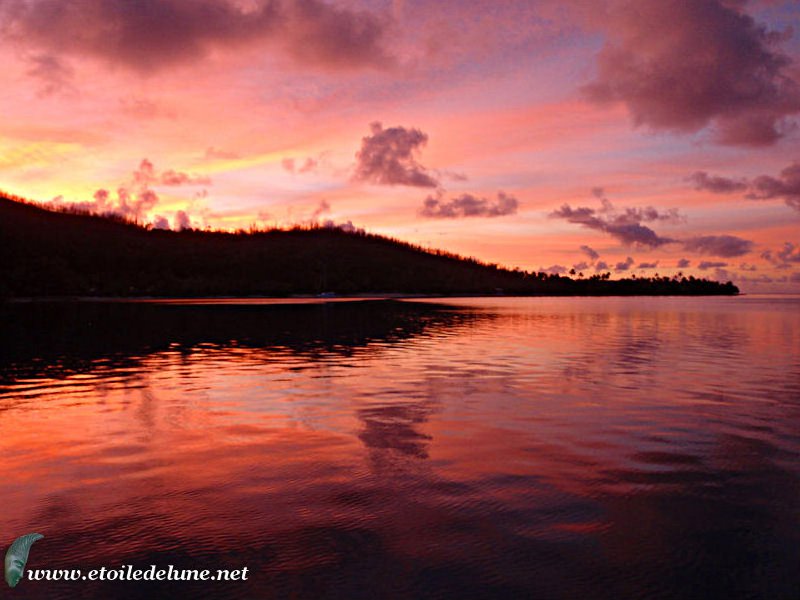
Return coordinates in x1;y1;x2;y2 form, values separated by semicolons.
25;53;74;96
322;219;364;234
420;191;518;219
746;162;800;212
712;267;733;282
553;193;754;259
775;242;800;264
572;261;590;271
689;161;800;213
739;274;776;284
614;256;635;272
762;241;800;267
583;0;800;146
677;258;691;268
580;244;600;261
737;272;800;285
440;170;468;183
637;261;658;269
688;171;747;194
595;260;609;272
285;0;393;69
1;0;393;75
550;200;680;247
683;234;754;257
541;265;567;275
354;122;439;187
698;260;728;270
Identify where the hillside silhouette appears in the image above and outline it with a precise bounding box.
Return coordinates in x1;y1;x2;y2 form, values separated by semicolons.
0;193;738;298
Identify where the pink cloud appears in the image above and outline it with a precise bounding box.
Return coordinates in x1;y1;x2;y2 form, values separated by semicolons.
420;191;518;219
584;0;800;146
689;160;800;212
354;122;439;188
2;0;394;75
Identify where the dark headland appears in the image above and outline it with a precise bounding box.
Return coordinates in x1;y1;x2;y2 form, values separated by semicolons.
0;194;738;298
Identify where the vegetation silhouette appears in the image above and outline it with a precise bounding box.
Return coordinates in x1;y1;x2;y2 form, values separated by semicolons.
0;192;738;298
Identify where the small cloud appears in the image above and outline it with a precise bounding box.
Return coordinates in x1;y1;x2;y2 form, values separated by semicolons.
354;122;439;188
41;159;212;225
747;162;800;213
683;235;754;258
712;267;733;282
688;162;800;213
174;210;191;231
739;274;776;284
698;261;728;270
677;258;691;268
440;170;468;182
282;157;318;174
541;265;567;275
637;261;658;269
419;191;518;219
322;219;364;234
134;159;211;186
160;169;211;186
311;199;331;221
688;171;747;194
614;256;635;272
595;260;609;272
580;245;600;261
550;198;678;247
152;215;171;230
762;241;800;267
205;147;241;160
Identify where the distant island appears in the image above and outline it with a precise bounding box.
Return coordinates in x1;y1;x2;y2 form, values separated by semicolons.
0;193;738;298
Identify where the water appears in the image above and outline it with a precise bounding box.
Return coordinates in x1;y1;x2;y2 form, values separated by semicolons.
0;296;798;599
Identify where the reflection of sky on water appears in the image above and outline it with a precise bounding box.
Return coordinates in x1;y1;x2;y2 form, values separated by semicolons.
0;297;798;599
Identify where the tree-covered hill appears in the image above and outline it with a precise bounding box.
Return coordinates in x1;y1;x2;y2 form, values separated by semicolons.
0;194;738;297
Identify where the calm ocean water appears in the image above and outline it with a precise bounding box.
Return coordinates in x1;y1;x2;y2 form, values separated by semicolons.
1;296;798;599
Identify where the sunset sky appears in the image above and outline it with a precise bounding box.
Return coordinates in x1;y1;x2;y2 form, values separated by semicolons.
1;0;799;291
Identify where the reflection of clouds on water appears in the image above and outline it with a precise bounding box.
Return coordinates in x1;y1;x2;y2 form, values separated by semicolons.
358;401;434;460
0;297;799;599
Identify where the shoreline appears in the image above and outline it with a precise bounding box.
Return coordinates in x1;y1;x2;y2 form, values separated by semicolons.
2;291;749;304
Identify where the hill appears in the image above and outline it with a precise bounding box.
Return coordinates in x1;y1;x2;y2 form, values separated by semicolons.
0;194;738;297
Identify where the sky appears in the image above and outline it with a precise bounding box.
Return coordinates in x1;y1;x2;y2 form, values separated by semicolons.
1;0;799;291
